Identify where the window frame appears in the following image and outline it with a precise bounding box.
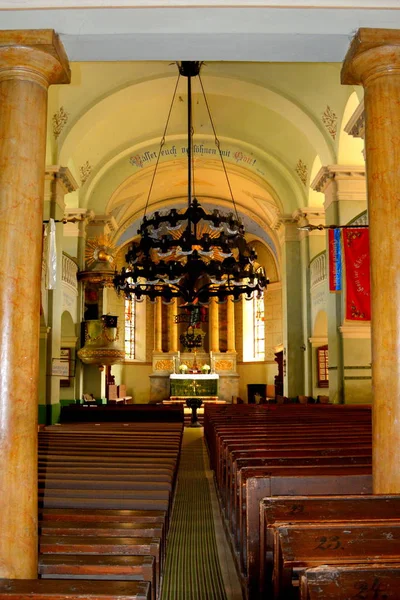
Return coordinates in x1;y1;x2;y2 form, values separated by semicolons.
124;295;136;360
317;344;329;388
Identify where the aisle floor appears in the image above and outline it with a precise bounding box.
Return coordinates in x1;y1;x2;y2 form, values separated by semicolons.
160;427;243;600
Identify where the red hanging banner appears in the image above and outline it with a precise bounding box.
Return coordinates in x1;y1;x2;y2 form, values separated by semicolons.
343;228;371;321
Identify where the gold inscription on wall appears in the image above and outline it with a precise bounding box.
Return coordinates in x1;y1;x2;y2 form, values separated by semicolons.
215;360;233;371
154;360;174;371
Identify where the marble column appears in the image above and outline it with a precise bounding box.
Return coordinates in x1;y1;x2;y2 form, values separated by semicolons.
226;298;236;352
154;297;162;352
0;31;70;578
209;297;219;352
169;297;178;352
342;28;400;493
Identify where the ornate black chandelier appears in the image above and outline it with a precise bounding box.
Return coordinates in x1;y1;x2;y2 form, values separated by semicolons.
114;61;268;306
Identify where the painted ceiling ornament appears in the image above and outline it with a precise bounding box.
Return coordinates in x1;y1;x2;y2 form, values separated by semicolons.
295;159;308;187
322;105;338;140
80;160;92;184
52;106;69;139
85;235;116;268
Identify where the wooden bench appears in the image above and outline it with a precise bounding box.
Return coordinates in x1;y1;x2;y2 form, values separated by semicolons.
39;508;166;525
39;520;166;566
238;467;372;598
274;522;400;599
299;564;400;599
228;452;372;533
0;579;151;599
225;445;372;524
59;404;184;423
39;555;157;600
260;494;400;596
39;536;162;595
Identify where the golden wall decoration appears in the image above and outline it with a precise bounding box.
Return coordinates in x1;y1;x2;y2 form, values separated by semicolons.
80;160;92;184
215;359;233;371
154;360;174;371
322;105;338;139
295;159;308;187
52;106;69;138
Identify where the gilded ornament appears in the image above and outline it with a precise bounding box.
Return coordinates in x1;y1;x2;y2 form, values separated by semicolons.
80;161;92;184
295;159;308;187
215;359;233;371
322;105;338;140
154;360;174;371
52;106;69;138
85;235;115;268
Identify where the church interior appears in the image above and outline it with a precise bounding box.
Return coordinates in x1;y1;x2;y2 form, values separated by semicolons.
1;2;400;599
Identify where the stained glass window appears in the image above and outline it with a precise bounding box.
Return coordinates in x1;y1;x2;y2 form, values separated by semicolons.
124;296;136;359
254;294;265;360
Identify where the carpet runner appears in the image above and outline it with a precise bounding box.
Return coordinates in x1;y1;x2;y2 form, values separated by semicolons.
160;428;228;599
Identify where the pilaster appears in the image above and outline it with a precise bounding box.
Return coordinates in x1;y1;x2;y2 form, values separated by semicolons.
276;216;304;397
311;165;368;405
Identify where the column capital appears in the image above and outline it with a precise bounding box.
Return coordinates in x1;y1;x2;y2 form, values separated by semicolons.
87;213;119;235
293;208;326;240
344;99;365;140
0;29;70;88
64;208;94;238
45;166;79;195
311;165;366;194
275;215;299;244
311;165;366;213
342;28;400;87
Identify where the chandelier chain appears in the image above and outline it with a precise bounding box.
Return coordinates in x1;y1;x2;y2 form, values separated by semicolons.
198;74;240;222
143;72;181;219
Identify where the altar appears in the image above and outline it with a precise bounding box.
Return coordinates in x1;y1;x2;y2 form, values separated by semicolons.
169;373;219;401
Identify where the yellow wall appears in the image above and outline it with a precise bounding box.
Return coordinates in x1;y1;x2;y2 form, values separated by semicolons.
122;363;153;403
237;361;277;403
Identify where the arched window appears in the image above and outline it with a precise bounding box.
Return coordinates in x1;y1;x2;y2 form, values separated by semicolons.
254;294;265;360
124;296;136;359
243;293;265;361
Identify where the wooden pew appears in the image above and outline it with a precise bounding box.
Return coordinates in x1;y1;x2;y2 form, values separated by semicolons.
39;555;156;600
0;579;151;599
299;564;400;600
39;520;166;567
260;494;400;595
40;535;162;595
217;430;371;493
37;423;182;600
239;467;372;598
225;447;372;525
274;522;400;599
228;453;372;534
39;508;167;526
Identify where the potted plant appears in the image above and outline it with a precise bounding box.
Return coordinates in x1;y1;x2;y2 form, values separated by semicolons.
179;363;189;374
202;363;211;374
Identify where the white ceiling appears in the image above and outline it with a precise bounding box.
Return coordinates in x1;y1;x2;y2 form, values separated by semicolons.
1;2;400;62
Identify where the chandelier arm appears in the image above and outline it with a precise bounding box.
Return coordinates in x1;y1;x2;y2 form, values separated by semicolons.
198;74;240;222
143;72;181;219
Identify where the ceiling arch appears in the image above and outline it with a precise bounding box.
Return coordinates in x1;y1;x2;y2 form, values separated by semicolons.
57;63;338;223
